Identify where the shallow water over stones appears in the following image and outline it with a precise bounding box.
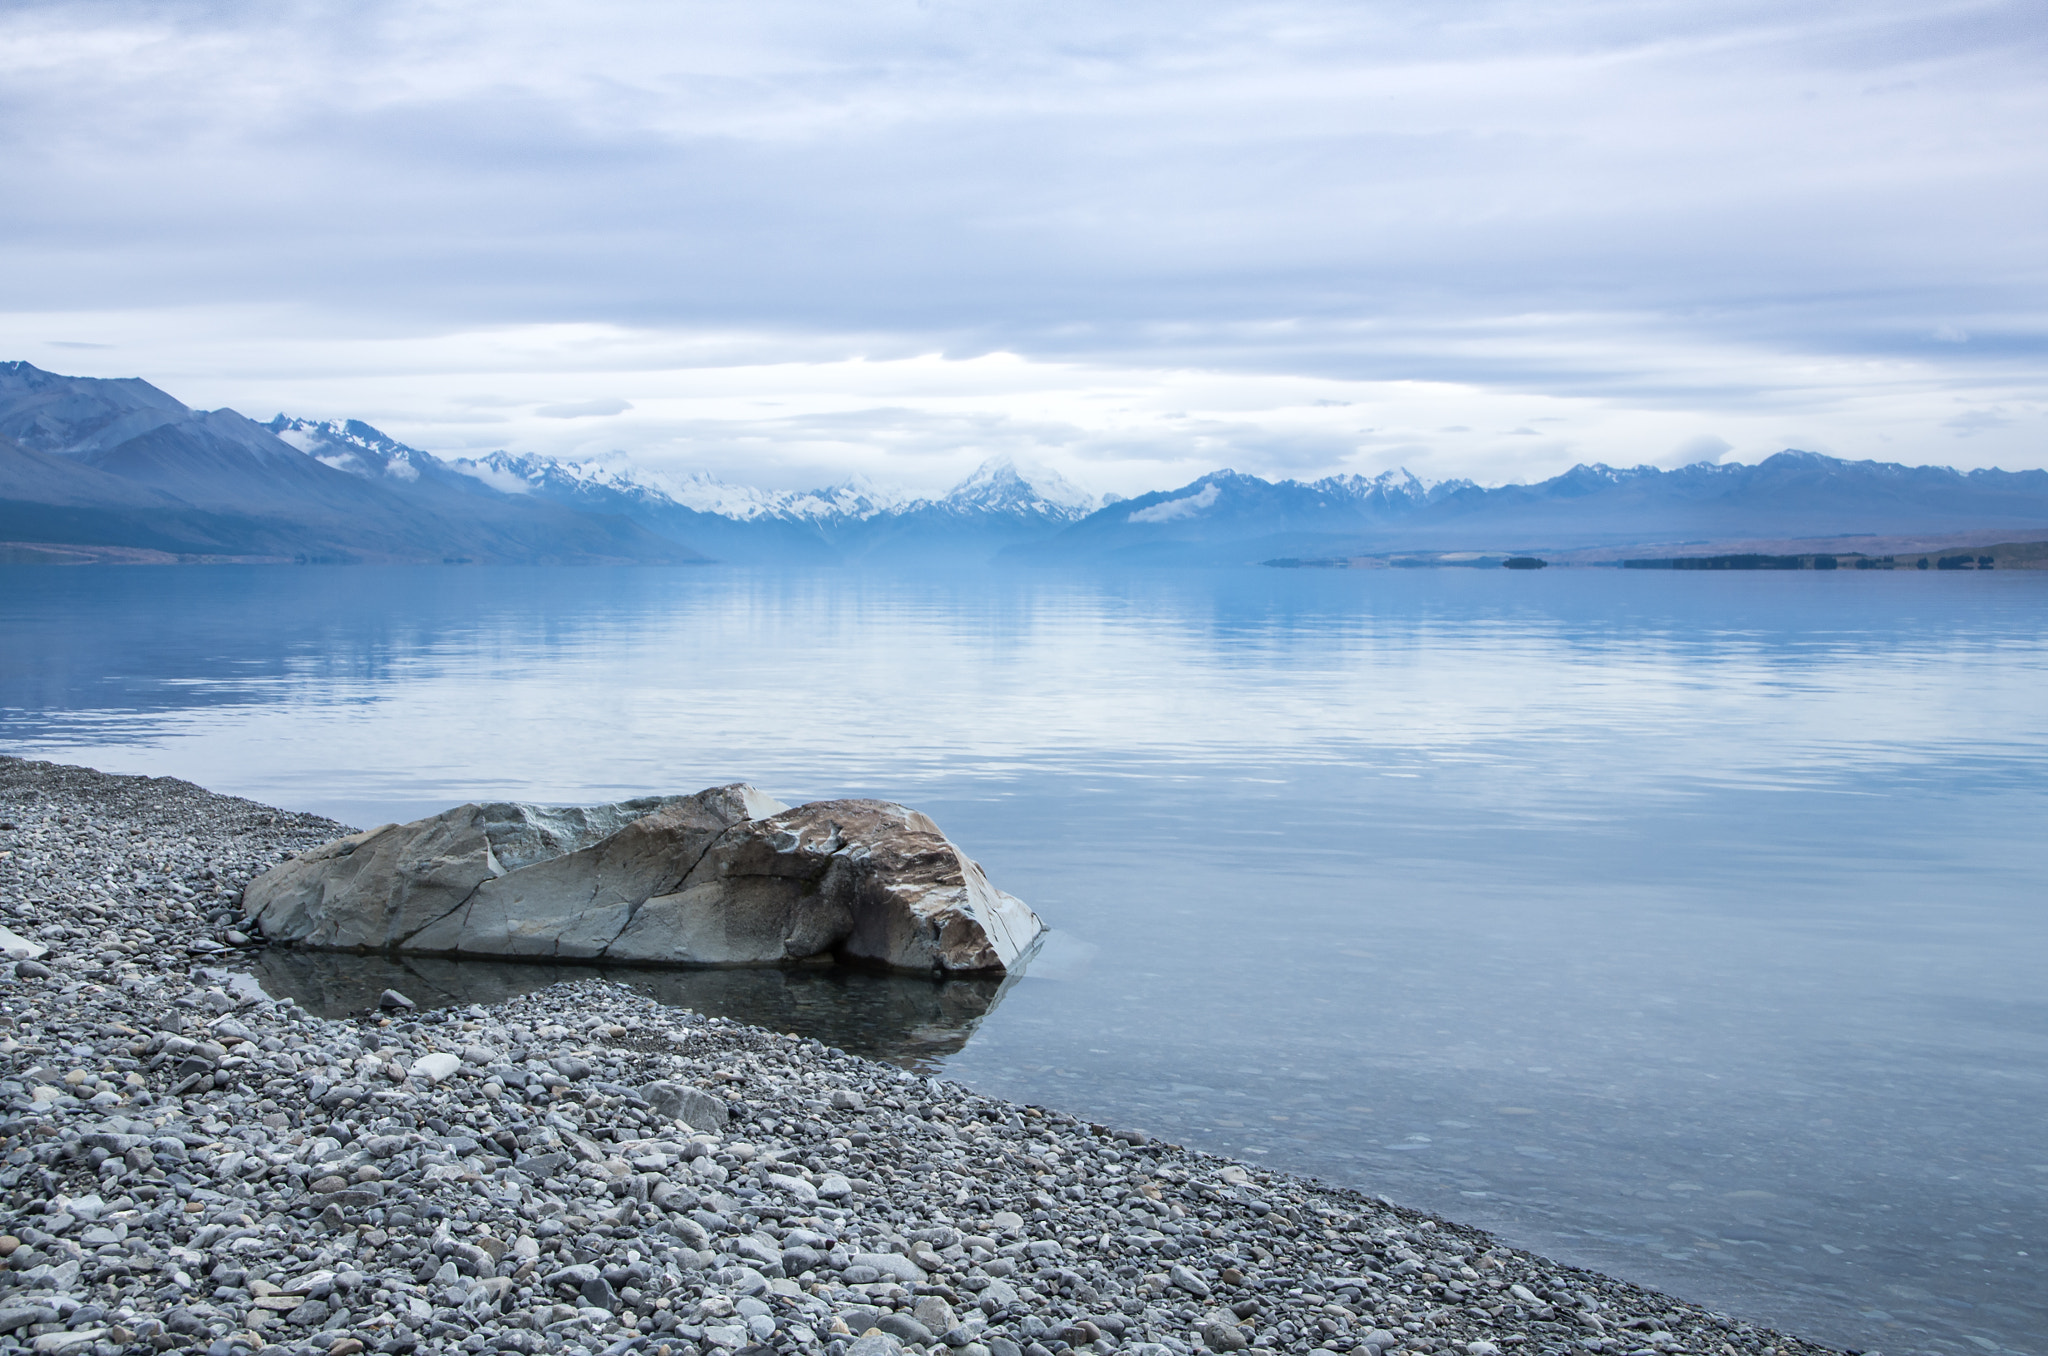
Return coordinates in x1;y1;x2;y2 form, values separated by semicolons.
5;563;2047;1356
241;951;1014;1068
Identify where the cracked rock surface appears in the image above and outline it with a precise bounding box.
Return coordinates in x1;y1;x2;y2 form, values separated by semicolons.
2;758;1845;1356
242;788;1041;976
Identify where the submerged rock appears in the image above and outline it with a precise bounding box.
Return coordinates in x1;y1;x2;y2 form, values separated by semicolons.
243;784;1043;974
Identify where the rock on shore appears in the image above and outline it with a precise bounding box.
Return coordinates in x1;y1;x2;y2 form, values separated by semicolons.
1;758;1846;1356
242;788;1043;976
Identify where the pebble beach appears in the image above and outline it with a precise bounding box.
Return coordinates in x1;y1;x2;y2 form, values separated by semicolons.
0;758;1849;1356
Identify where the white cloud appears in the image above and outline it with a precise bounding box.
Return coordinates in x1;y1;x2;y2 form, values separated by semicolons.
1943;408;2009;436
537;397;633;418
1669;434;1734;466
0;0;2043;483
1128;484;1222;523
4;307;2045;494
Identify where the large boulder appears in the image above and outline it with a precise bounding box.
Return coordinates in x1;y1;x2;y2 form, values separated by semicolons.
244;785;1043;975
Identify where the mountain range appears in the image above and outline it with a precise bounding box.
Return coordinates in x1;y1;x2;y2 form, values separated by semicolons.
1009;458;2048;565
5;361;2048;566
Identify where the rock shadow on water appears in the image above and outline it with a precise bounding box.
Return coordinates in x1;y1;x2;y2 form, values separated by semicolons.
239;947;1017;1071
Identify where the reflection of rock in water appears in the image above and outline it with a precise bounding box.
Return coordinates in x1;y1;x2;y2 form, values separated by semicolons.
242;949;1013;1071
244;950;573;1015
622;966;1015;1070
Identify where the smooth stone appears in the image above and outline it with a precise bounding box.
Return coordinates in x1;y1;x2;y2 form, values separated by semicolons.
286;1300;328;1327
912;1297;957;1334
764;1172;816;1204
408;1052;462;1084
642;1081;729;1131
849;1252;928;1285
0;925;48;961
875;1314;935;1346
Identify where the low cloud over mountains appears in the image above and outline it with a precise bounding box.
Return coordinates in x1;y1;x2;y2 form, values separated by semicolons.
5;363;2047;567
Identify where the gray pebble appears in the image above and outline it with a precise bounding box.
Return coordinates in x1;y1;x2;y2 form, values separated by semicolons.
875;1313;935;1345
0;755;1846;1356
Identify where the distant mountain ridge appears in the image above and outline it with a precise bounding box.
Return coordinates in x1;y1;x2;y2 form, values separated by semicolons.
0;363;704;563
258;411;1101;563
5;361;2047;566
1001;455;2048;565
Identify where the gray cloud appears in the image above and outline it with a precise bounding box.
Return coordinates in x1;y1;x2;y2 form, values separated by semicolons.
537;398;633;418
1943;409;2010;436
0;0;2044;476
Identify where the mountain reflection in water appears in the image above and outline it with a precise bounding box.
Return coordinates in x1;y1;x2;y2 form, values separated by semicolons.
15;565;2048;1356
240;948;1014;1071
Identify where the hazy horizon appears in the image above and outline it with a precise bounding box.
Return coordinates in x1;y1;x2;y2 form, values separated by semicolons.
2;0;2043;497
32;356;2038;506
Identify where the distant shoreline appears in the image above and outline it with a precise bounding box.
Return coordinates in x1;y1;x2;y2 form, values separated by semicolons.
1264;537;2048;572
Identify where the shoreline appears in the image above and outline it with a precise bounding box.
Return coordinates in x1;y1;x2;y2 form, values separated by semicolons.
1;758;1847;1356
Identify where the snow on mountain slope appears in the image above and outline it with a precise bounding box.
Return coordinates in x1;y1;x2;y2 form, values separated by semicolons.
1112;466;1462;527
441;449;1092;524
1311;468;1474;505
941;456;1097;517
768;473;917;521
443;450;915;522
262;408;2048;569
268;416;435;484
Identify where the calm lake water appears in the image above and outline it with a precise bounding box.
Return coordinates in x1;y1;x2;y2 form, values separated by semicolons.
3;564;2045;1356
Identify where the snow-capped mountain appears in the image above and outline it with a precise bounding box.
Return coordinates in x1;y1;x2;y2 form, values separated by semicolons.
0;365;703;563
13;362;2048;568
291;437;1102;562
939;456;1097;518
448;451;912;522
268;416;438;484
1314;468;1475;507
447;449;1091;524
1006;452;2048;564
281;417;1090;535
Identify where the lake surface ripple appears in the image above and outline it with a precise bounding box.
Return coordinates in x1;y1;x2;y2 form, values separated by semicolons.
3;564;2044;1356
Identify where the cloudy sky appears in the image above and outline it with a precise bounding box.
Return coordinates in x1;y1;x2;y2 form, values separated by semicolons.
3;0;2043;495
